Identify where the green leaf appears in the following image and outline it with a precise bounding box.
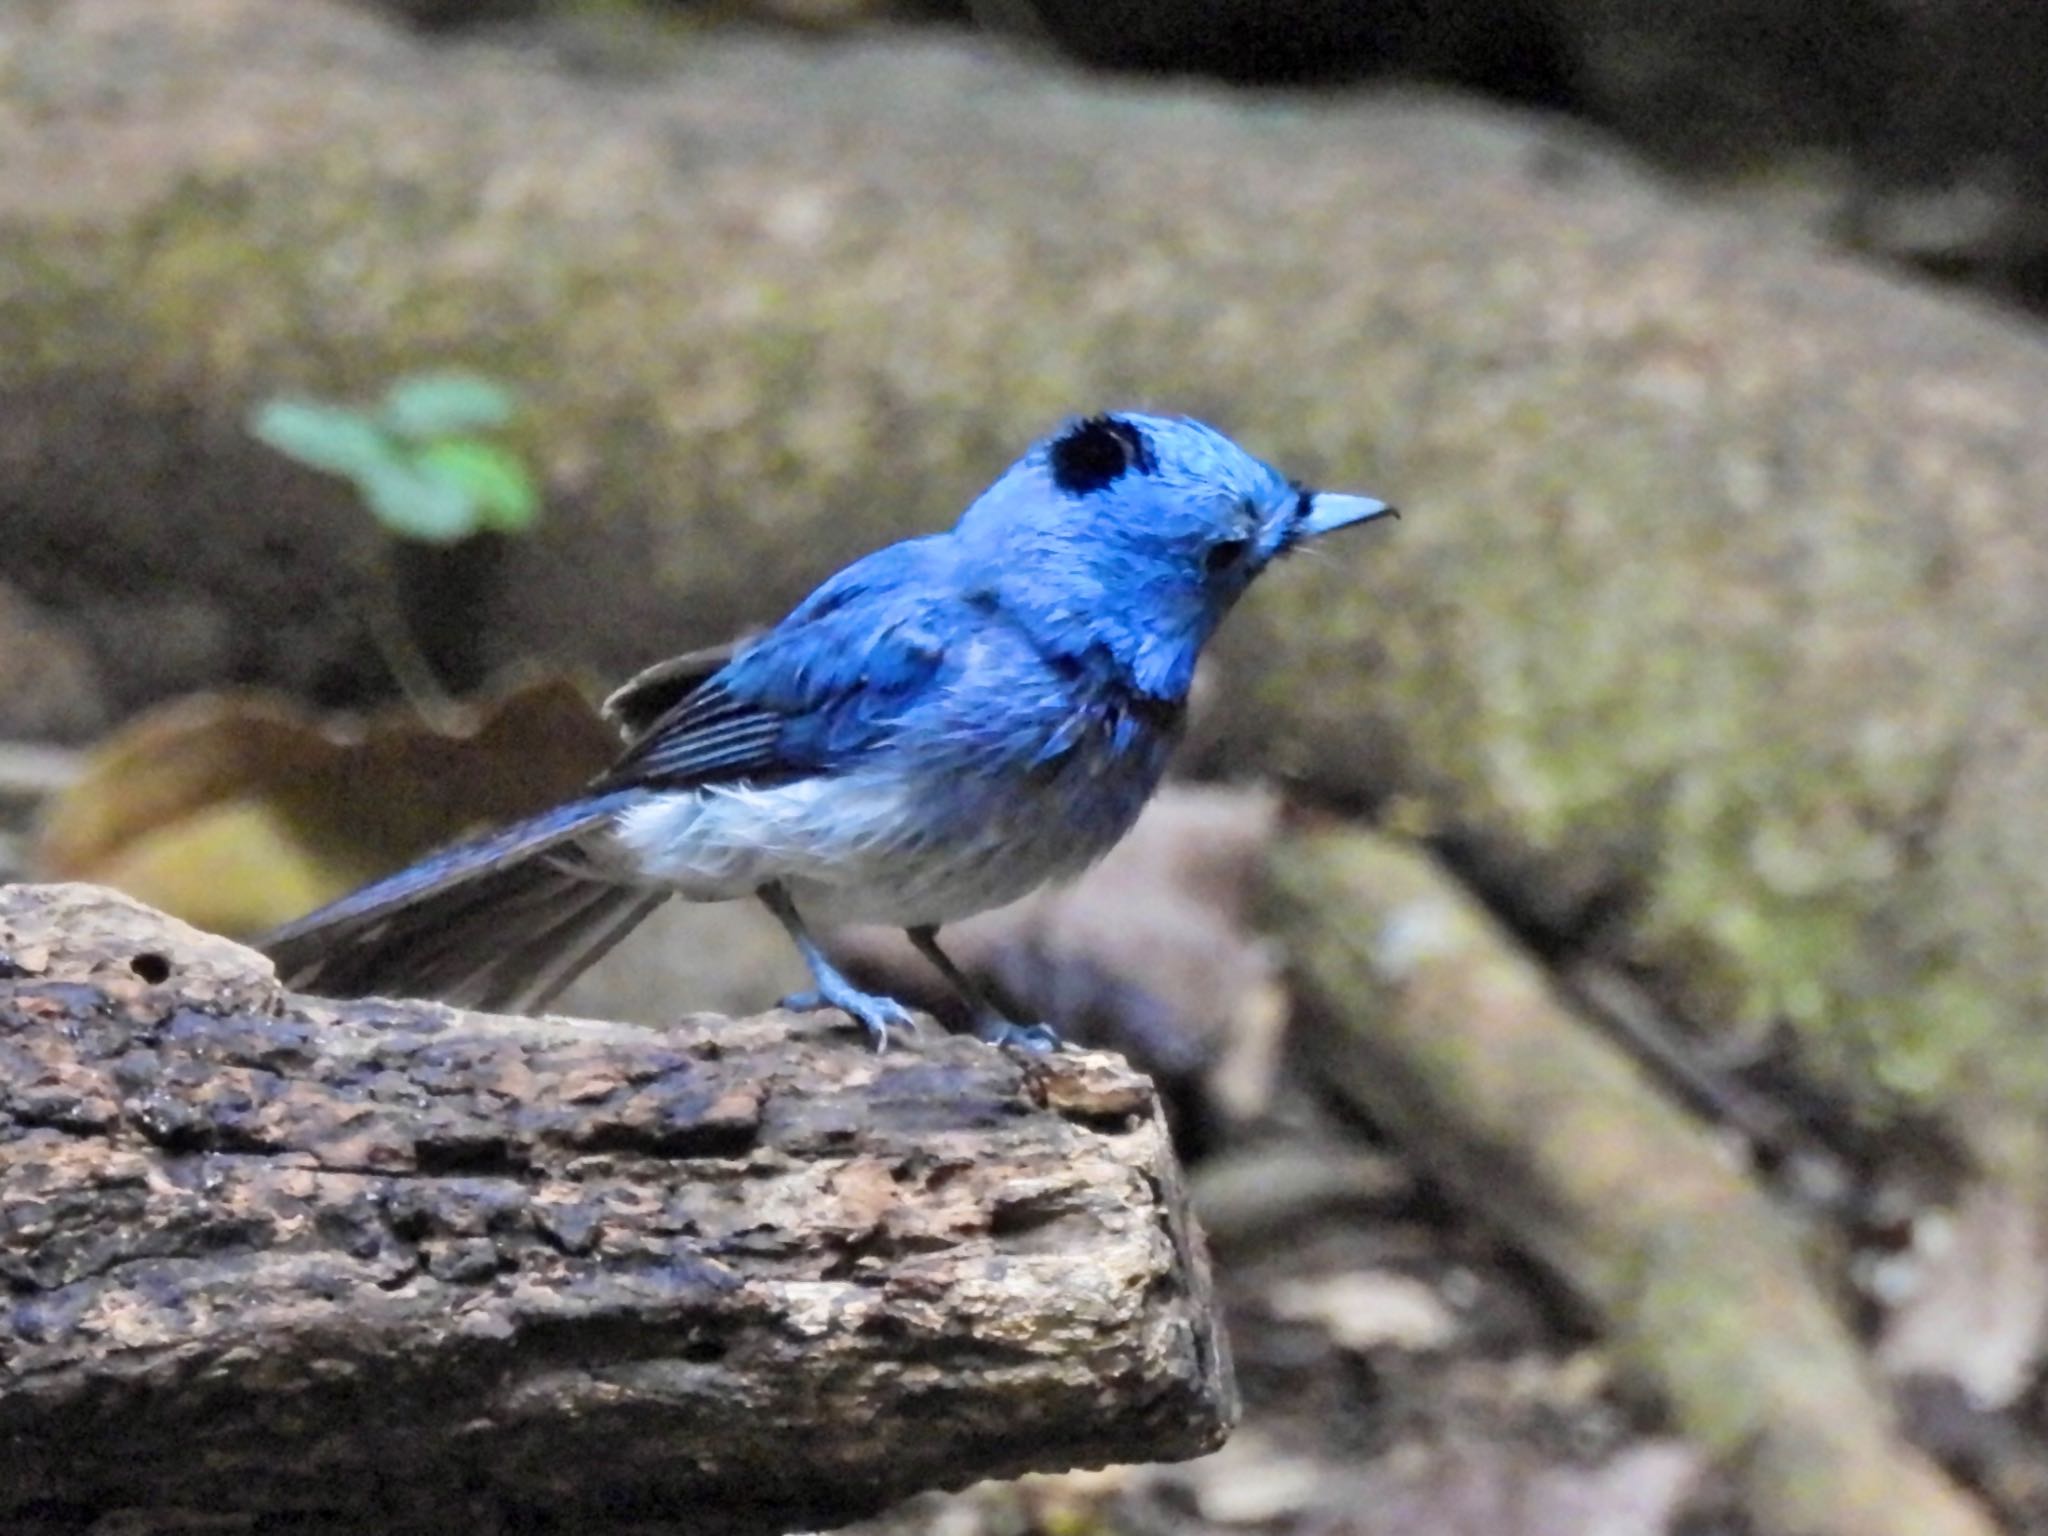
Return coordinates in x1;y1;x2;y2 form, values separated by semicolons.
360;459;480;544
415;440;542;534
380;372;518;440
248;400;394;479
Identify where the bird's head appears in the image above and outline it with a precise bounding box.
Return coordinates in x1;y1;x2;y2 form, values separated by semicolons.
954;411;1396;699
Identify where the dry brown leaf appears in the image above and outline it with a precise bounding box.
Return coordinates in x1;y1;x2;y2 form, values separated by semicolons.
32;671;613;936
1267;1270;1460;1353
1349;1438;1705;1536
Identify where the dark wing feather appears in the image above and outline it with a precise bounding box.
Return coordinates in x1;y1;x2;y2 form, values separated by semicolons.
592;673;798;790
261;790;660;1010
601;639;745;738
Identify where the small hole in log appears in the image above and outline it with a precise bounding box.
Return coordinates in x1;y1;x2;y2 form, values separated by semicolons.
989;1195;1074;1238
680;1336;728;1364
129;952;172;984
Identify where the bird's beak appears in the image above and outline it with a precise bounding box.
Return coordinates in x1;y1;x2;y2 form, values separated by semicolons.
1296;491;1399;540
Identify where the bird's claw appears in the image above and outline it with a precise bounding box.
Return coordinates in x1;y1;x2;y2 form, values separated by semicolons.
778;986;919;1052
978;1019;1064;1053
778;989;1056;1052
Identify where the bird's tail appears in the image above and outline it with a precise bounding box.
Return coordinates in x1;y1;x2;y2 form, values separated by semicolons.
262;790;667;1014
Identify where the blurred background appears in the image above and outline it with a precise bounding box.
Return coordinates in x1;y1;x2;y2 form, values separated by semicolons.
8;1;2048;1533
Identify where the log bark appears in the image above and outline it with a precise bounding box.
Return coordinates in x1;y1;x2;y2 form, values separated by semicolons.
0;883;1234;1535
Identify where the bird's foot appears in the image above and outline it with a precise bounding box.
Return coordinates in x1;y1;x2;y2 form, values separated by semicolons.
976;1017;1064;1053
778;984;919;1052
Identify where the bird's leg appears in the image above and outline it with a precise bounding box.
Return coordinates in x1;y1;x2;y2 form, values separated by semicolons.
906;924;1062;1053
759;882;916;1052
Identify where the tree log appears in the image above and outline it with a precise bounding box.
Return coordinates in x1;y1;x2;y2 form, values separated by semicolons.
1268;829;1995;1536
0;883;1233;1535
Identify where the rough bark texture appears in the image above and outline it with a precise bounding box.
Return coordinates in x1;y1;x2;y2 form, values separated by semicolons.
1267;828;1997;1536
0;883;1233;1536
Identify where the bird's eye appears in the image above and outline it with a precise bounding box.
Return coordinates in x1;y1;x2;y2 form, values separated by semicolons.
1205;538;1252;575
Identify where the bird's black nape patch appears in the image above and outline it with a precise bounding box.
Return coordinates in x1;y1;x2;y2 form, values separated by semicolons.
1048;414;1155;495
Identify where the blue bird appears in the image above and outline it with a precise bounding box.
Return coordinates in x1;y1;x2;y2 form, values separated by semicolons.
264;413;1396;1050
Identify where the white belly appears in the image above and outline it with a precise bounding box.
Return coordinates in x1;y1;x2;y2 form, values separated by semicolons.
600;769;1135;928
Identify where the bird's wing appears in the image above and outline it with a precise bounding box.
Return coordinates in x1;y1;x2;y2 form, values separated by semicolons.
600;638;746;738
591;538;957;792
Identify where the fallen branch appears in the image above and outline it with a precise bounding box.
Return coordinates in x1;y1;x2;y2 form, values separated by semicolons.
0;883;1233;1535
1268;829;1996;1536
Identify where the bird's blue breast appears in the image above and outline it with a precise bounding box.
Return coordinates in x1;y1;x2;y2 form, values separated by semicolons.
872;610;1184;857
